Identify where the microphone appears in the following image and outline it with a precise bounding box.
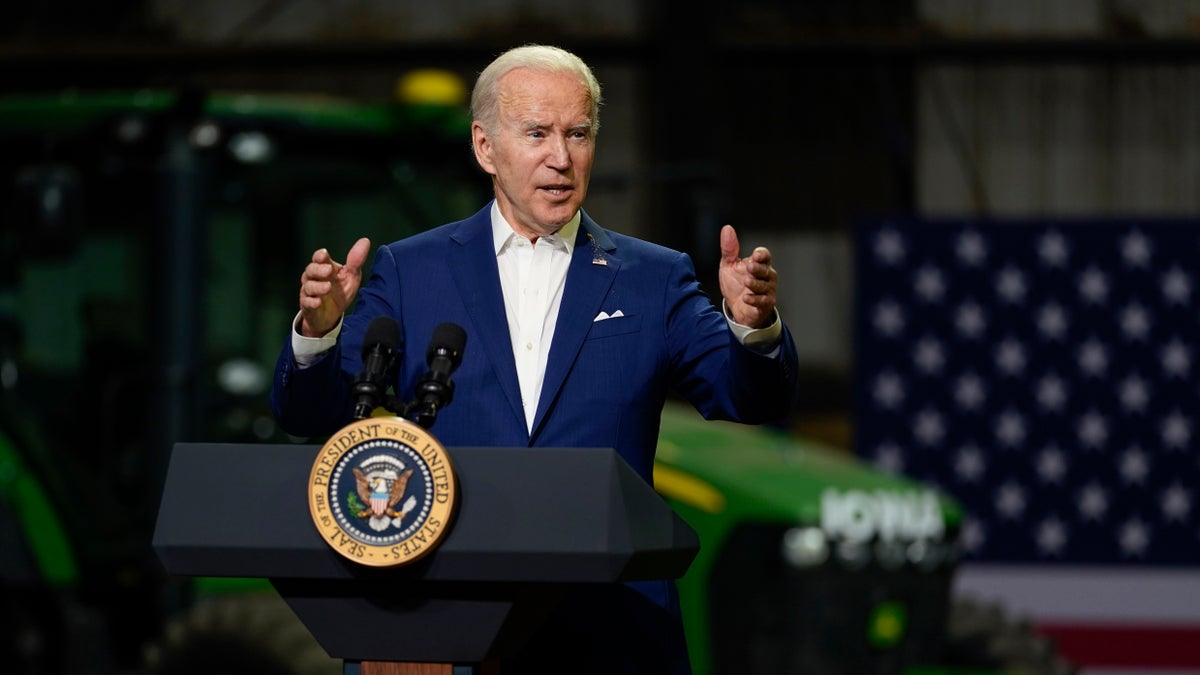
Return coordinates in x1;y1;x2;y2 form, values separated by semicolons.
352;316;400;419
412;322;467;429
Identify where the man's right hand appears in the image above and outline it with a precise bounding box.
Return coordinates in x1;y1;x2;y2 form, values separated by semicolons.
298;237;371;337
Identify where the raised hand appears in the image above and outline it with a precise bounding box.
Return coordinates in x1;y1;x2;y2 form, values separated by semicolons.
717;225;777;329
298;237;372;337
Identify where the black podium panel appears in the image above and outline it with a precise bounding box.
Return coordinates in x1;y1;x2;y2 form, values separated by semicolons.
152;442;700;663
154;443;697;583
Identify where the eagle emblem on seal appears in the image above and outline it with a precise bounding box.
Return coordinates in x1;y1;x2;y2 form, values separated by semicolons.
351;457;418;532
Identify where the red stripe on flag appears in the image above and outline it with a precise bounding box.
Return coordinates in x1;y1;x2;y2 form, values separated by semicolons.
1037;623;1200;669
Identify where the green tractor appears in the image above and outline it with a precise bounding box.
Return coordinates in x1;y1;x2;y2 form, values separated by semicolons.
654;405;1079;675
655;404;958;674
0;83;1073;675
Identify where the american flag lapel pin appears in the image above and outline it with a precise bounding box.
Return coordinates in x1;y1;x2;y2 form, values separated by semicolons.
588;233;607;266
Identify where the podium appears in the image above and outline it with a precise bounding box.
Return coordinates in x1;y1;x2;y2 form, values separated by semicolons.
152;442;700;672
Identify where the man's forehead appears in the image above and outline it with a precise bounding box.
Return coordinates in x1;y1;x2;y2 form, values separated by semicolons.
498;69;590;107
501;107;591;133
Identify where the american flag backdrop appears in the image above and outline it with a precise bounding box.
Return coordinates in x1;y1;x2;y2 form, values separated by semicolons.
852;218;1200;673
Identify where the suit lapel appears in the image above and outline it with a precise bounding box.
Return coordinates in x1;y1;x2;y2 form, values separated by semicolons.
448;210;526;432
531;214;620;439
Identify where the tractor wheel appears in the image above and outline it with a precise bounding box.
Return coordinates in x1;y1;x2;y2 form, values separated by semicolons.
943;593;1078;675
142;591;341;675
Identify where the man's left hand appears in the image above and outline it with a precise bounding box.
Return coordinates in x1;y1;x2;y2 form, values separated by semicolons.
718;224;778;329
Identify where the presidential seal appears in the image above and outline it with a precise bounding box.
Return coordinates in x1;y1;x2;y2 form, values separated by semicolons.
308;417;457;567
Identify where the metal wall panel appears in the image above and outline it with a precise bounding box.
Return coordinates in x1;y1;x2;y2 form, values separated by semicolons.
918;0;1200;218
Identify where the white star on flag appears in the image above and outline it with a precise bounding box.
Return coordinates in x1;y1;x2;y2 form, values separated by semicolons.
1121;230;1152;267
1038;230;1070;267
1036;302;1069;340
995;265;1028;304
1160;265;1191;304
1077;265;1109;305
914;265;946;302
1036;445;1068;484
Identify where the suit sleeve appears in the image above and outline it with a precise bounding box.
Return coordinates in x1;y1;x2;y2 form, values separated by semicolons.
663;250;799;425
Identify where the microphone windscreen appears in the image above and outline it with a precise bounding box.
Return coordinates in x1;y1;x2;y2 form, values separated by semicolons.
363;316;401;358
427;322;467;365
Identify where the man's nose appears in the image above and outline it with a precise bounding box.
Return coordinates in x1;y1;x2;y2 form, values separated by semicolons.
546;135;570;169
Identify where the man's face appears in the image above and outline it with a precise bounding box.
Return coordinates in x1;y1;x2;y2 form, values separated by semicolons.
472;68;595;240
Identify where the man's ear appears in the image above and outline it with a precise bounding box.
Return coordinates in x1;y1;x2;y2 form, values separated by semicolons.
472;122;496;175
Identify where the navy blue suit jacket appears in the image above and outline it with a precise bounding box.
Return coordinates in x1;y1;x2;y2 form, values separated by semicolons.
271;204;799;672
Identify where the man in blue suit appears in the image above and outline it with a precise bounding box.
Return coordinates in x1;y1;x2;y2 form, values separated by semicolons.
272;44;798;674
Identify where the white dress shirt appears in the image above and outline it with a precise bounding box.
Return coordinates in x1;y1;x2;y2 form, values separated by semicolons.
492;203;577;432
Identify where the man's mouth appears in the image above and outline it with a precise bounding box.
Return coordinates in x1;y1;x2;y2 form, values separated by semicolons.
543;186;572;197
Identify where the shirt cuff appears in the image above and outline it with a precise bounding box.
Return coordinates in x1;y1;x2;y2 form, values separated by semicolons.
722;301;783;358
291;312;343;368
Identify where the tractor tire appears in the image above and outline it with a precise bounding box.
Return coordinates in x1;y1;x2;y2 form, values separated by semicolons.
943;593;1078;675
141;591;341;675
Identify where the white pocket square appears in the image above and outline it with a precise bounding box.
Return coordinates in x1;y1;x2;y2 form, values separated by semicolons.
593;309;625;322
